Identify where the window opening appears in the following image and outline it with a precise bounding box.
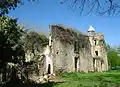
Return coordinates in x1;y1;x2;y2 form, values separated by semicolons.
75;57;78;72
94;40;97;45
47;64;51;74
95;51;98;56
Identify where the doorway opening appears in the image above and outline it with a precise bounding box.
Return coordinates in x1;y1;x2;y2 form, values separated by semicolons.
93;58;96;71
75;57;79;72
94;40;97;45
47;64;51;74
101;62;103;71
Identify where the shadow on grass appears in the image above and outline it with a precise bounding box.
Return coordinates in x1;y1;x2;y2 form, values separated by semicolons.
1;82;58;87
0;79;59;87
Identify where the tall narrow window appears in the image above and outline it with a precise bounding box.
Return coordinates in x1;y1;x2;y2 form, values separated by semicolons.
74;42;77;51
95;51;98;56
74;41;79;53
94;40;97;45
47;64;51;74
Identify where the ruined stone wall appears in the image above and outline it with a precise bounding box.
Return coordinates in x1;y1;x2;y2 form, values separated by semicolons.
44;45;53;74
23;55;46;82
78;45;94;72
88;33;108;72
49;25;75;74
49;25;94;74
23;31;49;82
51;39;75;74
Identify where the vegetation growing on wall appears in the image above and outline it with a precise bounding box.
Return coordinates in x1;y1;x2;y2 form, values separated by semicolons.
50;25;90;50
23;30;49;62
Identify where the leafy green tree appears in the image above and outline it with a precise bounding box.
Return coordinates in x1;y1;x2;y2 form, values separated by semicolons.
116;46;120;56
39;33;49;47
0;0;21;15
108;48;118;67
0;16;25;64
0;16;25;82
0;0;40;16
107;44;120;69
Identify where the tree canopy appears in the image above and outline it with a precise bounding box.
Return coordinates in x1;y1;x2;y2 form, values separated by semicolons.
107;44;120;69
0;16;25;64
0;0;21;15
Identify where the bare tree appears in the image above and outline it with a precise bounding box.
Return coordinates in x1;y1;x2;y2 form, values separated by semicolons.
61;0;120;16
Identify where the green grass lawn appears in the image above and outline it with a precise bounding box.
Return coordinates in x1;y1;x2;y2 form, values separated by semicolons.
2;70;120;87
53;70;120;87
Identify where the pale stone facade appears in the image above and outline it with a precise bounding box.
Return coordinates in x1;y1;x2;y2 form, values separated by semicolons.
46;24;108;75
88;25;108;72
44;45;53;74
25;24;108;77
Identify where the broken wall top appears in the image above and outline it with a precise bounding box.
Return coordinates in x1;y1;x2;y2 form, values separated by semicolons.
49;24;90;49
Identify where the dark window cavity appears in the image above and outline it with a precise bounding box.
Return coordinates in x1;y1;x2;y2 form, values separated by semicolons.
95;51;98;56
94;40;97;45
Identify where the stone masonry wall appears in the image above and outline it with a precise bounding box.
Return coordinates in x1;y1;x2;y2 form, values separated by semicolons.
49;25;94;74
88;33;108;72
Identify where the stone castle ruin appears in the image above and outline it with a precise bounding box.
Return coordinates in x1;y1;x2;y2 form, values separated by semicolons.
0;24;109;84
45;24;108;75
22;24;108;83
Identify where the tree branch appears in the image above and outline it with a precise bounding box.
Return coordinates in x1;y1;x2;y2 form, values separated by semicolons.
61;0;120;16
